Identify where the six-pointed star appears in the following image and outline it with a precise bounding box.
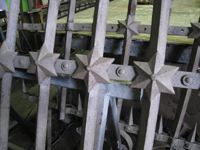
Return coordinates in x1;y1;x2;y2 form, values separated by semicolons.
73;47;114;92
27;44;60;84
0;41;17;78
130;53;179;101
117;15;140;38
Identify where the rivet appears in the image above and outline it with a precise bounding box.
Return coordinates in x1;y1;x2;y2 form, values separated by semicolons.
117;67;126;77
61;61;70;71
182;75;193;86
18;58;26;67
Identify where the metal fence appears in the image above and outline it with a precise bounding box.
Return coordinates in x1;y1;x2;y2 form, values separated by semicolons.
0;0;200;150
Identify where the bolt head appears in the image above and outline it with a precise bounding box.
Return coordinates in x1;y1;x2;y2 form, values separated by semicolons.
182;75;193;86
185;77;192;83
19;58;26;67
61;61;70;71
119;68;125;75
116;67;126;77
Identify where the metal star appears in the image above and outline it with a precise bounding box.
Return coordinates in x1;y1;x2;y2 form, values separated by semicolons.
117;15;140;38
130;53;179;101
27;44;60;85
0;41;17;78
188;23;200;39
73;47;114;92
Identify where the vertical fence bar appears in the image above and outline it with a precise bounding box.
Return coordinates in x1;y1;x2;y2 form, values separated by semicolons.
121;0;138;65
35;0;60;149
90;0;109;56
136;0;173;150
80;0;110;149
47;86;52;150
117;0;139;121
107;97;122;150
172;39;200;138
0;0;20;149
60;0;76;120
94;90;110;150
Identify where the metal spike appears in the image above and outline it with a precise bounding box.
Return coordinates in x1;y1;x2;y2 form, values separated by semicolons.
156;115;163;134
78;94;82;111
22;79;27;93
187;123;197;143
127;107;133;126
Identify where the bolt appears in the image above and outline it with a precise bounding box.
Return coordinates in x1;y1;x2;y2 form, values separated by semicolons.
182;75;193;86
184;77;192;83
116;67;126;77
19;58;26;67
119;68;125;75
61;61;69;71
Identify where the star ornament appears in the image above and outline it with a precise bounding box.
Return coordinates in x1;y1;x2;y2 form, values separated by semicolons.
72;47;114;92
117;15;140;38
27;44;60;85
188;23;200;39
0;41;18;78
130;53;179;101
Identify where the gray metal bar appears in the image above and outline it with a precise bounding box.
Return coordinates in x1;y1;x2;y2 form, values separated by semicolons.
117;0;138;124
47;86;52;150
121;0;138;65
94;90;110;150
47;106;52;150
60;0;76;120
117;98;123;120
171;39;200;138
136;0;173;149
19;23;191;36
35;0;60;149
107;97;122;150
0;0;20;149
13;70;141;101
80;84;101;150
35;77;51;150
80;0;110;149
6;1;20;52
0;73;13;149
90;0;109;56
43;0;59;53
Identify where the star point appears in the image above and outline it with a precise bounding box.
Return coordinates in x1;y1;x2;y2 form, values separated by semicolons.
27;44;60;84
188;23;200;39
0;41;18;78
73;47;114;92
